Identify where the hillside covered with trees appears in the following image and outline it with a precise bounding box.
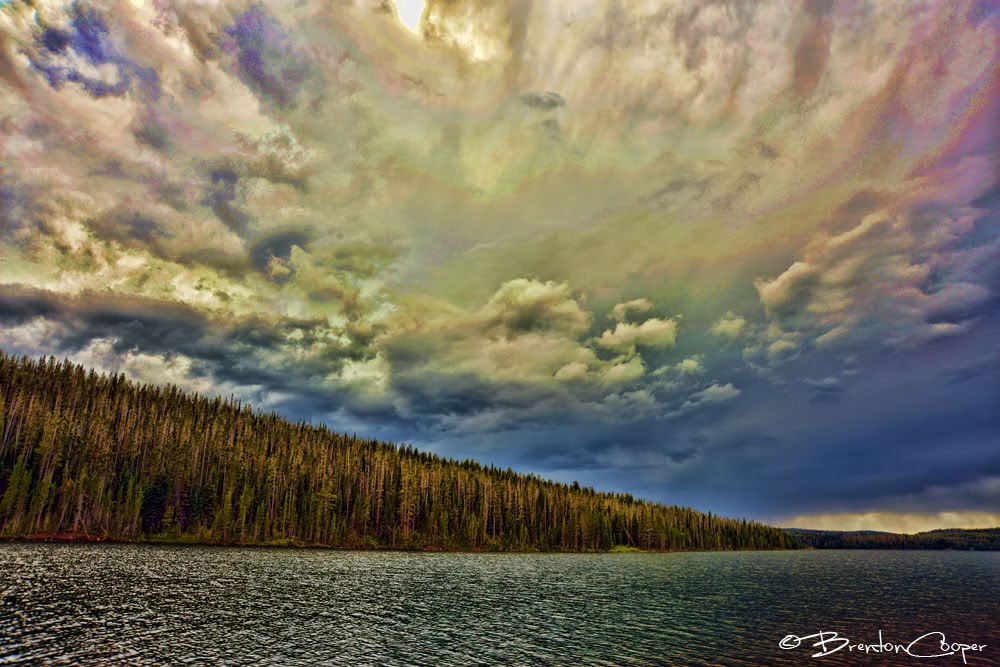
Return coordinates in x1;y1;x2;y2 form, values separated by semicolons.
0;353;797;551
786;528;1000;550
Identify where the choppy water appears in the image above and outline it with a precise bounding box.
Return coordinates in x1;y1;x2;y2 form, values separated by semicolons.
0;545;997;666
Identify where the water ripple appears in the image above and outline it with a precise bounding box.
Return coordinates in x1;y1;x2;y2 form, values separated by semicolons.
0;546;997;666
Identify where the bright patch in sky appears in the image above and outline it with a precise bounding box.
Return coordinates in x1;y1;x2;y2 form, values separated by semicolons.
396;0;424;33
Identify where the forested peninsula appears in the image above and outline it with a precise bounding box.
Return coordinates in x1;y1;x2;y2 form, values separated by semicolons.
0;353;797;551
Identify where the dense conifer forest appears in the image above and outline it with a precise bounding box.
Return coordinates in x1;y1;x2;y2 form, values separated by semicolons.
0;352;797;551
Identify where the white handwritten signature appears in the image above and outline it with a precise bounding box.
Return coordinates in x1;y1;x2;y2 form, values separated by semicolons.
779;630;987;664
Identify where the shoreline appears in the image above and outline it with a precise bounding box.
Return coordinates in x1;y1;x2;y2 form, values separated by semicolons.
2;535;994;552
0;534;796;554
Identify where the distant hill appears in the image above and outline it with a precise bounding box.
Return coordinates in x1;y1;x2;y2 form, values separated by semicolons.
785;527;1000;550
785;528;894;535
0;352;797;552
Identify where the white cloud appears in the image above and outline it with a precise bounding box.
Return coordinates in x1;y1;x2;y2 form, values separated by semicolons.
611;298;653;321
691;383;741;404
0;318;66;352
675;358;703;374
69;338;267;404
666;382;741;419
754;205;995;352
710;311;747;339
597;318;677;353
480;278;590;336
602;356;646;384
554;361;588;380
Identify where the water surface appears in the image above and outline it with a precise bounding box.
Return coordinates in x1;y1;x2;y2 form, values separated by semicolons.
1;545;997;665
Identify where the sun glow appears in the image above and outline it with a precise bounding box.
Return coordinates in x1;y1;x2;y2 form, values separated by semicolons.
396;0;424;33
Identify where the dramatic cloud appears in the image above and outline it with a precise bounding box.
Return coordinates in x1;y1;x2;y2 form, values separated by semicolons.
597;318;678;353
0;0;997;524
754;204;997;351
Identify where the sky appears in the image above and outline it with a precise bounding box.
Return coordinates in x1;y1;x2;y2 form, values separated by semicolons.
0;0;997;533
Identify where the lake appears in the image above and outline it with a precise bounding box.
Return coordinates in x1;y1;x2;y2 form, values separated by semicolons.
0;545;997;666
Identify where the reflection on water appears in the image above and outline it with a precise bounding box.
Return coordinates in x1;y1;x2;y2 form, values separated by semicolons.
0;545;997;666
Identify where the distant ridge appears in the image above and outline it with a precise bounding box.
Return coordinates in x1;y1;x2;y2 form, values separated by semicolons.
0;352;797;552
784;528;894;535
784;527;1000;550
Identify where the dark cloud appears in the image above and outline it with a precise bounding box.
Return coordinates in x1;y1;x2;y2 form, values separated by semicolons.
804;0;835;17
945;353;1000;385
221;4;316;110
86;210;172;249
540;118;562;142
0;180;38;242
322;243;403;281
177;247;252;279
28;3;160;99
640;176;714;209
203;168;251;235
249;231;311;273
246;154;312;193
761;409;1000;516
407;317;1000;520
756;141;779;160
64;299;211;355
792;19;832;100
68;3;117;65
0;288;220;372
393;371;510;419
970;0;1000;26
949;199;1000;280
132;116;171;152
40;28;71;55
0;284;379;424
0;284;65;323
971;183;1000;209
209;168;239;201
121;213;168;243
802;376;844;404
519;91;565;110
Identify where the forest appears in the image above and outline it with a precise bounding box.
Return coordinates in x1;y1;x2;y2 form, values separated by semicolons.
786;528;1000;550
0;353;797;552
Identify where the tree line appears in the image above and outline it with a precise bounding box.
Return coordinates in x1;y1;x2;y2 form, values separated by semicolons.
0;352;797;551
786;528;999;550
